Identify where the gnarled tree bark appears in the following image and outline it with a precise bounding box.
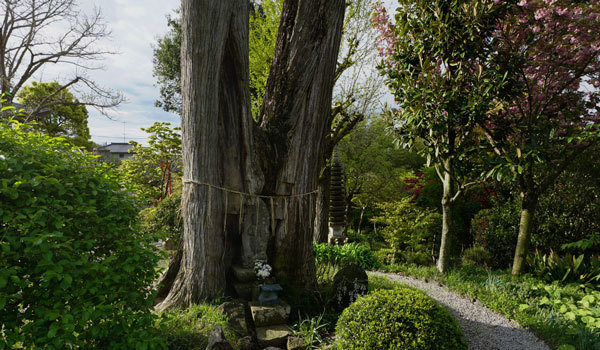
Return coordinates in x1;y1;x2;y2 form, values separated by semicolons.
156;0;345;310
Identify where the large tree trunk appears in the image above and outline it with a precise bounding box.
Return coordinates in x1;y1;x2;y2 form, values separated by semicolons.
437;159;454;274
314;165;331;243
511;192;538;275
156;0;259;310
259;0;345;289
157;0;345;308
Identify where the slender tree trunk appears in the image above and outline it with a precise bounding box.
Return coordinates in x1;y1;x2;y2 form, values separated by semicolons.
437;159;454;274
314;165;331;243
511;192;538;275
357;206;366;235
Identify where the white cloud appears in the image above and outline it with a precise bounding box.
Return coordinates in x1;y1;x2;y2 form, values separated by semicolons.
26;0;180;145
85;0;180;145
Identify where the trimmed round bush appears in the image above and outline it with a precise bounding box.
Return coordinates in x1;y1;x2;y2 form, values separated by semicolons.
0;123;164;349
336;287;467;350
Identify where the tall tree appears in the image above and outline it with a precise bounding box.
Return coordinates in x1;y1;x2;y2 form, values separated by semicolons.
481;0;600;275
249;0;283;118
313;0;387;243
336;118;416;235
156;0;345;310
16;81;92;149
152;10;182;115
0;0;123;113
372;0;511;273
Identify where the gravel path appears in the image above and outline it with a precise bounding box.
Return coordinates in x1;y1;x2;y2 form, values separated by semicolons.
370;271;549;350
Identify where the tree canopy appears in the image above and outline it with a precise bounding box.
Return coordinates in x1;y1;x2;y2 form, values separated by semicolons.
119;122;182;203
481;0;600;274
372;0;511;272
17;81;93;150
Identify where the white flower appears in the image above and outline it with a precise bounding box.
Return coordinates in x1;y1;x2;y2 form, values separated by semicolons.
254;260;272;280
0;155;5;160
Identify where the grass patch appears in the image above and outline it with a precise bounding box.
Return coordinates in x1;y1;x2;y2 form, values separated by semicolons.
369;274;399;291
155;304;242;350
378;263;600;350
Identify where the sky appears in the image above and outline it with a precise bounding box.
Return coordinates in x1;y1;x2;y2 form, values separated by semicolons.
32;0;180;145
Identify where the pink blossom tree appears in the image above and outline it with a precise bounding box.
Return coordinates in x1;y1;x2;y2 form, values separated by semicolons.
372;0;511;273
482;0;600;274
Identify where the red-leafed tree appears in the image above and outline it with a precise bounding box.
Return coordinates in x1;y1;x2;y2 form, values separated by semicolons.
482;0;600;275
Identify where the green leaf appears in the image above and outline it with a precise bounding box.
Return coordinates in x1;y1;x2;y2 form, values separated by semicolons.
62;274;72;287
47;323;59;338
581;295;595;304
558;345;575;350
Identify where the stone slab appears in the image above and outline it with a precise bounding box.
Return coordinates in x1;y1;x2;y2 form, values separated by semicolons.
250;301;291;327
216;301;250;337
287;336;305;350
256;325;291;348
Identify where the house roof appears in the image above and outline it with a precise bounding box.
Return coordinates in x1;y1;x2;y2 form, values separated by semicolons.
94;143;133;154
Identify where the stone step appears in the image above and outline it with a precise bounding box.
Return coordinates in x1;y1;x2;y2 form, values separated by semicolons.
256;324;291;348
250;301;291;327
232;265;256;283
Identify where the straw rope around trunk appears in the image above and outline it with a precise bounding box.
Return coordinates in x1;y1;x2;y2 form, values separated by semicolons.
182;178;318;240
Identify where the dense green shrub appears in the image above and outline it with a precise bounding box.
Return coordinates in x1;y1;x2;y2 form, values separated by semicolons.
313;242;378;270
0;122;164;349
373;248;395;266
371;197;441;265
533;154;600;255
527;250;600;285
140;188;182;244
462;246;493;268
336;287;467;349
402;250;434;266
470;195;520;268
156;304;242;350
409;167;483;253
469;151;600;267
